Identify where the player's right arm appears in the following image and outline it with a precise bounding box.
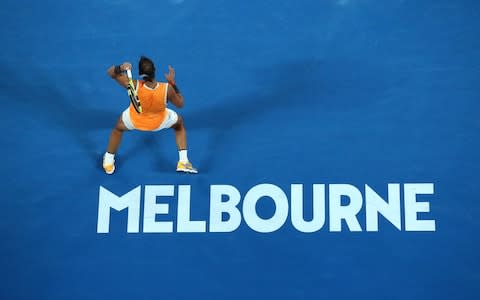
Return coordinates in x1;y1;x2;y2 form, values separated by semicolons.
107;62;133;89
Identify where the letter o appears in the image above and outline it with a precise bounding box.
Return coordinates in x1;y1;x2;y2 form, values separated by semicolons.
243;184;289;233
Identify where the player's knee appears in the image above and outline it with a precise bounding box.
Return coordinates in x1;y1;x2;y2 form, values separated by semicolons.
173;115;184;130
115;118;127;131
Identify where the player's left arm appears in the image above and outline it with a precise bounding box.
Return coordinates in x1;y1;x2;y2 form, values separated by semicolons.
107;62;133;89
165;65;184;108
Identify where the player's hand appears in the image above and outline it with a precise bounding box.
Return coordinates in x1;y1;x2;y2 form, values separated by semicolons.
164;65;176;85
121;62;132;71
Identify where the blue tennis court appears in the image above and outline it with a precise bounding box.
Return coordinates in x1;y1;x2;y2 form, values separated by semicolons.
1;0;479;299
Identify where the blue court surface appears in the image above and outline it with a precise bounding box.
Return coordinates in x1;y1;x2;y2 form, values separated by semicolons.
1;0;479;299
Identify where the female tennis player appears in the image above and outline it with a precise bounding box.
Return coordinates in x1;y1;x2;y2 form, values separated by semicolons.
103;56;197;174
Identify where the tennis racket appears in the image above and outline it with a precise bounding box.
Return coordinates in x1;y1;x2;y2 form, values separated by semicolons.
126;69;142;113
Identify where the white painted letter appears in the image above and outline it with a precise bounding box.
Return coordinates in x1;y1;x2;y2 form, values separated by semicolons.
209;185;242;232
291;184;326;233
143;185;174;233
365;184;401;231
243;184;289;233
329;184;363;232
404;183;435;231
177;185;206;232
97;186;141;233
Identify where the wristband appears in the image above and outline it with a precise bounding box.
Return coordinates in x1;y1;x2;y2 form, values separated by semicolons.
171;83;181;94
114;65;123;74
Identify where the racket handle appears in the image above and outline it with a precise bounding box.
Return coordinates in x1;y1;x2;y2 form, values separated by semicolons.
126;69;133;79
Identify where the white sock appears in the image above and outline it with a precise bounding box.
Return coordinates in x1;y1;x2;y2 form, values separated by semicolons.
104;152;115;164
179;150;189;162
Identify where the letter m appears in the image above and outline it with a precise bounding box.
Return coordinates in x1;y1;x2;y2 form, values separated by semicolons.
97;186;141;233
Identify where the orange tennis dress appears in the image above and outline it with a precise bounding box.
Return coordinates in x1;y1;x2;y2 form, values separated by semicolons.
129;81;168;131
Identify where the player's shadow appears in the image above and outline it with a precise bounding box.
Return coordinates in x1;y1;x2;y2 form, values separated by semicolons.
183;60;321;171
0;64;118;163
0;58;388;173
119;132;173;172
184;58;388;171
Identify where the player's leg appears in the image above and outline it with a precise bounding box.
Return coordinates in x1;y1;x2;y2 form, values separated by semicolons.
152;108;198;173
172;114;187;150
103;109;133;174
107;116;129;154
172;115;197;173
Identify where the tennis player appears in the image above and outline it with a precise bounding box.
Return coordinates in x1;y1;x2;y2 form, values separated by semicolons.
103;56;197;174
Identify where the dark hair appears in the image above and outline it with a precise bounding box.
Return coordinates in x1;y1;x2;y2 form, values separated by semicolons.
139;56;155;81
